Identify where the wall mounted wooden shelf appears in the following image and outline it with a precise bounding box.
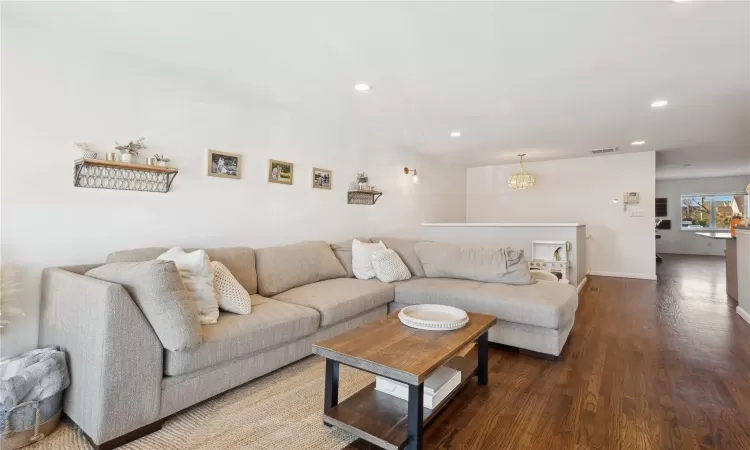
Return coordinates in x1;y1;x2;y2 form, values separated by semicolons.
74;158;178;193
347;190;383;205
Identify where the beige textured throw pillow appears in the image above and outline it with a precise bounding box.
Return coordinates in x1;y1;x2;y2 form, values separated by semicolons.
85;260;202;351
212;261;251;315
371;249;412;283
158;247;219;324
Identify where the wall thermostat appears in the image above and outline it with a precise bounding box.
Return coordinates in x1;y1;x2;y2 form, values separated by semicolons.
624;192;640;204
623;192;640;211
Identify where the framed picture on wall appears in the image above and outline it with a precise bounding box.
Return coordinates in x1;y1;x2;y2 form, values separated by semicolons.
268;159;294;185
312;168;332;189
207;149;242;179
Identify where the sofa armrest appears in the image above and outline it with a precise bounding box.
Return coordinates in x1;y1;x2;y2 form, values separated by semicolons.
39;268;163;445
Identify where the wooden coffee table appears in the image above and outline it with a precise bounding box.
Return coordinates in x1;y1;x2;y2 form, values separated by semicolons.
312;311;497;450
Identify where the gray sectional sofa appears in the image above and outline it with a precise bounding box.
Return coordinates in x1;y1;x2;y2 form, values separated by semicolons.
39;237;578;449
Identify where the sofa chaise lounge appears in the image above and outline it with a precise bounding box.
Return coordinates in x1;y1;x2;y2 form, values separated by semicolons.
39;237;578;449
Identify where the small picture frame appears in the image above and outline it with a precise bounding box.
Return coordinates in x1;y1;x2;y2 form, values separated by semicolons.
312;167;332;190
268;159;294;185
207;149;242;179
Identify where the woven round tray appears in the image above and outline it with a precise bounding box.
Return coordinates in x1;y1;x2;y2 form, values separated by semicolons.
398;304;469;331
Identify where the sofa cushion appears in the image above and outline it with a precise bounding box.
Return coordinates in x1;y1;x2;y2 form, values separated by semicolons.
107;247;167;263
255;241;347;296
370;237;426;278
394;278;577;329
163;296;320;376
330;238;372;278
85;260;202;351
106;247;257;294
272;278;395;327
414;241;535;285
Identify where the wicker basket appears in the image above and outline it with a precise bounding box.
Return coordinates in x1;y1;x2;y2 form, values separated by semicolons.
0;391;63;449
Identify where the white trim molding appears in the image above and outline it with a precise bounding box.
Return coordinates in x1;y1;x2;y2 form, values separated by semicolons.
588;271;657;281
737;306;750;325
577;277;588;293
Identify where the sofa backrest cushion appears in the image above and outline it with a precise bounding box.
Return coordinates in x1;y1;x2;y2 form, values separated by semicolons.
255;241;348;296
414;241;536;285
329;238;372;278
85;260;203;351
107;247;168;263
106;247;257;294
370;237;427;278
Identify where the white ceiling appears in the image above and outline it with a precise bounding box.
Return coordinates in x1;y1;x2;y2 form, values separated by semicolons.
6;1;750;179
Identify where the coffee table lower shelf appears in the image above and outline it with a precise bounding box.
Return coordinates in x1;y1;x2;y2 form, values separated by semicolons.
323;355;477;450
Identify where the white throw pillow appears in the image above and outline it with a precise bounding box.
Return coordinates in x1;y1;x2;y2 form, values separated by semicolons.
371;249;412;283
212;261;251;315
158;247;219;324
352;239;386;280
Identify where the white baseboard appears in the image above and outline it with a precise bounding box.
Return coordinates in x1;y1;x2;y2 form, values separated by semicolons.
577;277;588;293
587;270;657;281
737;306;750;324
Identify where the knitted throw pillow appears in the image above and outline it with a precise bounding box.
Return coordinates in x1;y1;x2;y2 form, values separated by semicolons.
371;249;412;283
212;261;251;315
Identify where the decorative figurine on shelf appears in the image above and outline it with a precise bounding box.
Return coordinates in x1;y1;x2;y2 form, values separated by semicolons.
74;142;97;159
153;154;171;168
114;137;146;163
357;172;369;190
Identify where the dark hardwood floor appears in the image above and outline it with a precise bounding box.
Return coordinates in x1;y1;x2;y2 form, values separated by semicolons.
349;254;750;449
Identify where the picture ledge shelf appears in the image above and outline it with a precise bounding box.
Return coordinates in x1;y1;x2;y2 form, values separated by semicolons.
74;158;178;193
347;190;383;205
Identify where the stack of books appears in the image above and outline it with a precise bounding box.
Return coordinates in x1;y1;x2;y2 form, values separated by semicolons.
374;366;461;409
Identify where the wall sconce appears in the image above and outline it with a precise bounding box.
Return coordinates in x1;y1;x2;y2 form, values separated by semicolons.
403;167;420;184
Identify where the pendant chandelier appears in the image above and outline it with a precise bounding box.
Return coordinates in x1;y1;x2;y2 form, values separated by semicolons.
507;153;536;190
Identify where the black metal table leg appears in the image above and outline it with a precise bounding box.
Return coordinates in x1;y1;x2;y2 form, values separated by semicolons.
406;383;424;450
324;359;339;413
477;331;489;386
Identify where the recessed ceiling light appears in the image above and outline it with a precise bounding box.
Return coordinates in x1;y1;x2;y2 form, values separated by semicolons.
450;131;461;138
631;140;646;146
650;99;668;108
354;83;370;92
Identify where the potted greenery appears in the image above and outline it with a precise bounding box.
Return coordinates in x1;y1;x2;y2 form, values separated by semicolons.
153;154;171;168
74;142;97;159
114;137;146;163
357;172;369;190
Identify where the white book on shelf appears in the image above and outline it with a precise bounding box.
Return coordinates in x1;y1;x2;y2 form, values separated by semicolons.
374;366;461;409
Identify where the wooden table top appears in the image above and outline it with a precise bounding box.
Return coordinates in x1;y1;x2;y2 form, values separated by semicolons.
313;311;496;384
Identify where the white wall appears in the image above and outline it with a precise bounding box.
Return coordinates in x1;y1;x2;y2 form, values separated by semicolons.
467;152;656;279
656;176;749;255
0;14;466;356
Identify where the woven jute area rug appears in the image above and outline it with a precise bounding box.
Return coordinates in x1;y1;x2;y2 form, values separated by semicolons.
28;356;372;450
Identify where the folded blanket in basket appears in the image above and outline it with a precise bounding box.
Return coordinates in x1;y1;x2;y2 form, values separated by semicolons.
0;347;70;409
